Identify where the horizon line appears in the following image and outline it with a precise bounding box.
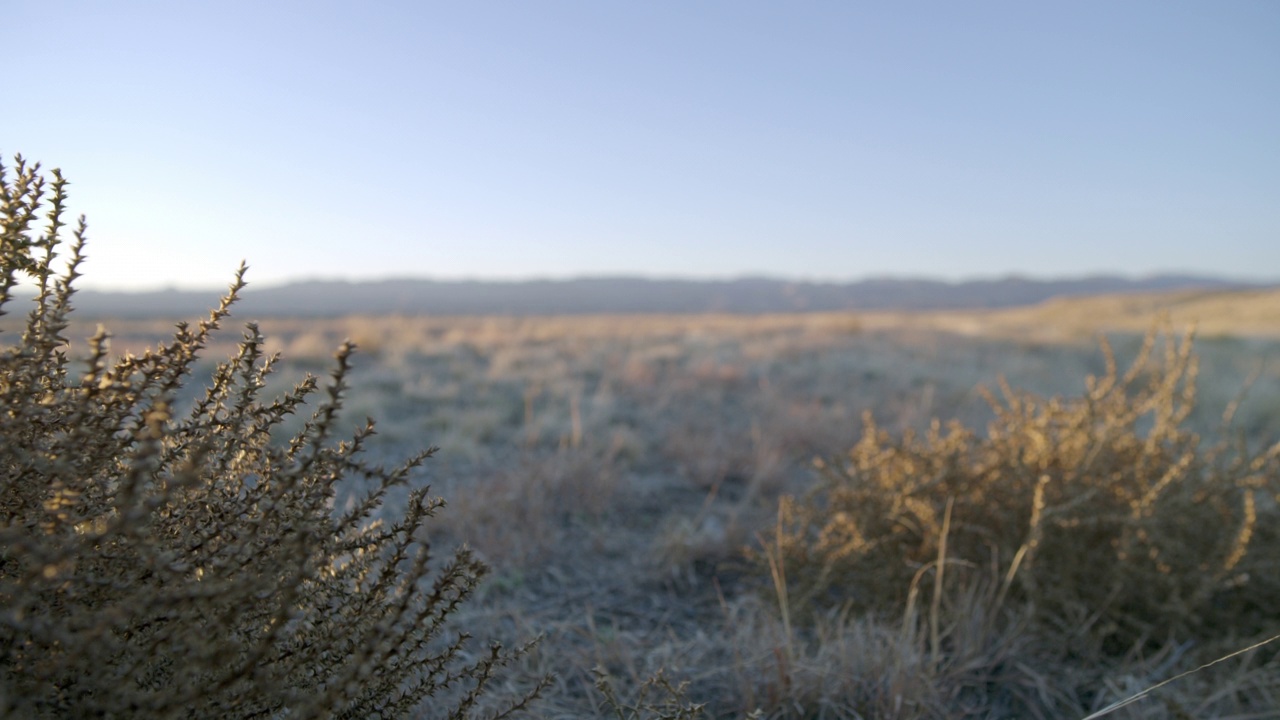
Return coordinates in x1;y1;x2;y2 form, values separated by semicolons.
59;269;1280;295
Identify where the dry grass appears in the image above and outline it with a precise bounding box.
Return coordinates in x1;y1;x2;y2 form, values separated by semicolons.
24;306;1280;718
803;286;1280;343
6;153;1280;717
948;287;1280;342
22;306;1279;711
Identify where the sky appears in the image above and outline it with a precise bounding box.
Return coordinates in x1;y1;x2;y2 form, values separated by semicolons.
5;1;1279;290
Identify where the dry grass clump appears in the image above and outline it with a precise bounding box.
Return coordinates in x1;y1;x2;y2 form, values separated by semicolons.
766;326;1280;659
0;156;547;717
704;594;1063;719
435;444;622;569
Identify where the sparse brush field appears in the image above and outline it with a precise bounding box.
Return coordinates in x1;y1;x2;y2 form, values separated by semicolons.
6;159;1279;719
47;307;1280;719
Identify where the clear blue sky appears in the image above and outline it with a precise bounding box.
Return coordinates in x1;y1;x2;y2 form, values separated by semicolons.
6;1;1279;290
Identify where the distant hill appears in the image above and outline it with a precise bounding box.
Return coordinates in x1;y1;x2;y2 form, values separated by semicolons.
918;286;1280;341
53;274;1274;318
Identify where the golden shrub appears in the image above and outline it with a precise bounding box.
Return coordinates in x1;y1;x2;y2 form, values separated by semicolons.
767;327;1280;652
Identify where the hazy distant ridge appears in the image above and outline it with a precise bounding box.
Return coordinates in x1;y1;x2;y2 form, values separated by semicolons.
65;275;1268;318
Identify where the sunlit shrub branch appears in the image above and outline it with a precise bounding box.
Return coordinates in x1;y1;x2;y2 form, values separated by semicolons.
0;154;548;718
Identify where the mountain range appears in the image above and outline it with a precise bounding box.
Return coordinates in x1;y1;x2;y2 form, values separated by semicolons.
54;274;1274;318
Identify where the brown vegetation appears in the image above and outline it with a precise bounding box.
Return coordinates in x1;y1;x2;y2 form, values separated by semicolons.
928;288;1280;342
0;156;546;717
763;329;1280;715
5;154;1280;718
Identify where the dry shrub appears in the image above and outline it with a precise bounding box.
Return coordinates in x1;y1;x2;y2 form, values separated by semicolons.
0;156;547;717
767;327;1280;654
